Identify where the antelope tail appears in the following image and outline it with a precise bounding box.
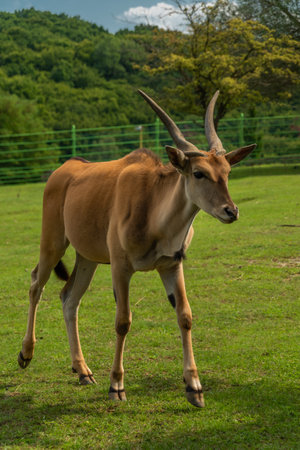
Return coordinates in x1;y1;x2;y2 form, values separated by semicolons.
54;260;69;281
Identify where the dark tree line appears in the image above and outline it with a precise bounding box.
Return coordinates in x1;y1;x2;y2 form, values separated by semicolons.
0;5;298;137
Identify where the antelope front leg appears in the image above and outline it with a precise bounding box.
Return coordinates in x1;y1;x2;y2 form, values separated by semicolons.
109;266;133;401
158;263;204;408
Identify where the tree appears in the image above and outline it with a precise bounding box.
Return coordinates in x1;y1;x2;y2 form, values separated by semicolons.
237;0;300;40
91;35;125;79
144;1;300;126
0;94;59;183
0;9;157;130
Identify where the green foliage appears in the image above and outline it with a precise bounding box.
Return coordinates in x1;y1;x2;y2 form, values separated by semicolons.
0;95;59;183
144;4;300;125
0;6;299;135
92;35;124;79
0;94;43;135
0;8;155;133
237;0;300;40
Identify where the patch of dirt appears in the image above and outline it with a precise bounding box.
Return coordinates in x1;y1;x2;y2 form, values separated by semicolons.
272;257;300;268
247;258;300;269
4;390;22;397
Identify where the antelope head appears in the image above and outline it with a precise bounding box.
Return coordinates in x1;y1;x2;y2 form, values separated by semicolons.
139;89;256;224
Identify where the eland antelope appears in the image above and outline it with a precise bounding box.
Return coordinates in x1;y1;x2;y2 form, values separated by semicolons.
18;90;256;408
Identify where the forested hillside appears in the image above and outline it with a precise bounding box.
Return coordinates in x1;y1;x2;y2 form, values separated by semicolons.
0;9;159;133
0;5;299;136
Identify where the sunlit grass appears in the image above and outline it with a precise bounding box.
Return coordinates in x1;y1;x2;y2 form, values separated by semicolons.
0;166;299;448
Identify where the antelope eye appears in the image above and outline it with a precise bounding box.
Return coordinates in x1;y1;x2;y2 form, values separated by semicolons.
193;171;205;179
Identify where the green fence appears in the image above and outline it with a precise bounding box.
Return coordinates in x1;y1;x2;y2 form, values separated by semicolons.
0;114;299;184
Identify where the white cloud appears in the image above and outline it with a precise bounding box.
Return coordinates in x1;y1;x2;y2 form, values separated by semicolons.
118;2;186;31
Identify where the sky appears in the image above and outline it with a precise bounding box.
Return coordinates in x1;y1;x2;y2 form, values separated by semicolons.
0;0;185;33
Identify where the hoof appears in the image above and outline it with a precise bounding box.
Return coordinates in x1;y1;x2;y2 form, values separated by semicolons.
18;351;32;369
79;373;97;385
185;385;205;408
118;389;127;401
108;386;127;401
72;368;96;385
72;367;97;386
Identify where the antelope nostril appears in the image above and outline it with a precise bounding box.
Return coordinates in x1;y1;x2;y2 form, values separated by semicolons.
224;206;237;219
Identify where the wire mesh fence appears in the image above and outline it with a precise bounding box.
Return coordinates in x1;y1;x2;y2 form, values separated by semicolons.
0;114;299;184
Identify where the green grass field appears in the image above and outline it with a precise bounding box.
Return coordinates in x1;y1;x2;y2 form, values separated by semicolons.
0;165;299;449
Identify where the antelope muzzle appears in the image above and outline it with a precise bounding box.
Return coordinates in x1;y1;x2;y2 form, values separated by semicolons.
223;205;239;223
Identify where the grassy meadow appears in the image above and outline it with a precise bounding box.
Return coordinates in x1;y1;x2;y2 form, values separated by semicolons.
0;165;299;449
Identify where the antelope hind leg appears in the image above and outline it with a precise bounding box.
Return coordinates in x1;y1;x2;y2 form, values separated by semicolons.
18;260;53;369
61;253;98;385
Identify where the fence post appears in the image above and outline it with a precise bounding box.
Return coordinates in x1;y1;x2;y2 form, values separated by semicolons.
155;117;160;155
135;126;143;148
71;124;76;157
239;113;244;147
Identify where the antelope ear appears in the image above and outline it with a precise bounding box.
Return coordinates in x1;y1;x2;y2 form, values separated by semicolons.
166;146;188;173
225;144;257;166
